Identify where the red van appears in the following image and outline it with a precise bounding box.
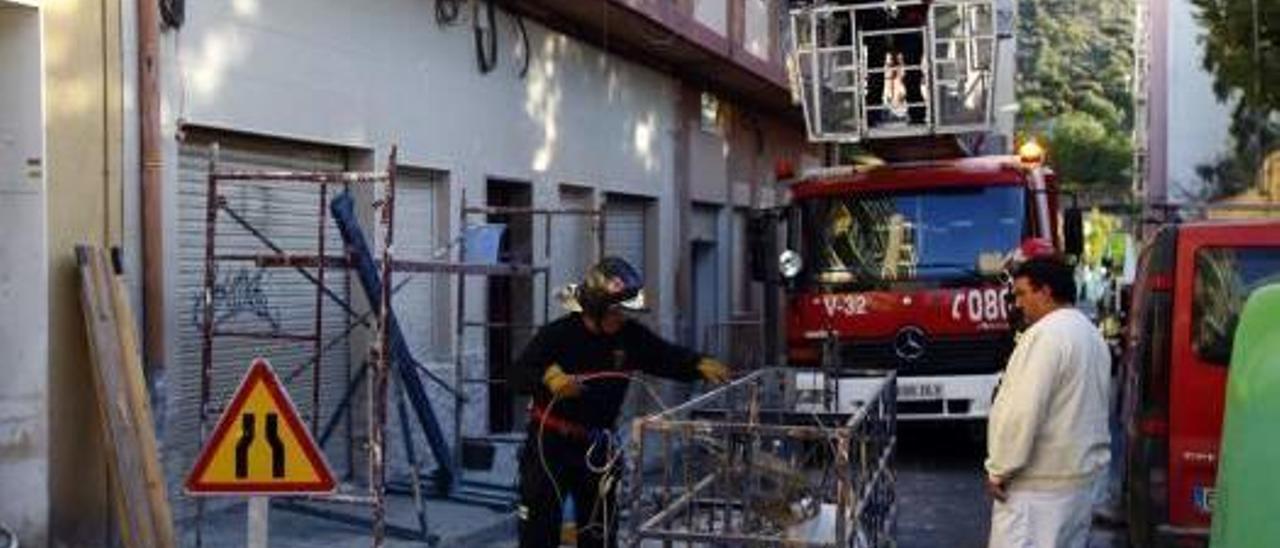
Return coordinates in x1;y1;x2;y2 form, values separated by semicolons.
1120;219;1280;546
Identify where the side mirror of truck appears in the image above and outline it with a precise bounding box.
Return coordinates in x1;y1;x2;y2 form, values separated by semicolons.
1063;207;1085;258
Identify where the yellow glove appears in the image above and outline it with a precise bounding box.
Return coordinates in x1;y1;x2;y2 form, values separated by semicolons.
543;363;581;399
697;358;731;384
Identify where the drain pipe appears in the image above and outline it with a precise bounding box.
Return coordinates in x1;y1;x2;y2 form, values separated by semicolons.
138;0;165;381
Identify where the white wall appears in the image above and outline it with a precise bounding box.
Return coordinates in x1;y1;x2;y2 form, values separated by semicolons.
161;0;681;327
1164;0;1235;201
0;3;47;545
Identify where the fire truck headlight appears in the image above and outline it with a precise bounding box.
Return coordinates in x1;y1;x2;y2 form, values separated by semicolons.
779;250;803;279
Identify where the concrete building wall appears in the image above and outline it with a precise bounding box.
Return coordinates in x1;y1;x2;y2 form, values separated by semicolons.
144;0;806;524
1163;0;1235;201
1147;0;1237;202
0;0;125;546
44;0;126;544
0;3;48;545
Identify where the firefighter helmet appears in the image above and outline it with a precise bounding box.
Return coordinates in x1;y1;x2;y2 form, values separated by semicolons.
573;256;645;316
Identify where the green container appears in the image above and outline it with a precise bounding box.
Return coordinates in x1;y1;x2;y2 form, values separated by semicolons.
1210;283;1280;547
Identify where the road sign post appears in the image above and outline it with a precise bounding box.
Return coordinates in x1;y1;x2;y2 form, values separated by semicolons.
248;496;269;548
186;358;337;546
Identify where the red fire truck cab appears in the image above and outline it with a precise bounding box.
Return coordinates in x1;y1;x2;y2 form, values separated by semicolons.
767;0;1080;420
776;154;1073;420
1120;219;1280;546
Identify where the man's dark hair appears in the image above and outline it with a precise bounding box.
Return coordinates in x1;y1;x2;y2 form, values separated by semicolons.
1013;255;1076;304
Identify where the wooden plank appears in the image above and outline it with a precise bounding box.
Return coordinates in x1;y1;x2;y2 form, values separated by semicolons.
77;245;150;547
107;248;176;547
76;245;173;548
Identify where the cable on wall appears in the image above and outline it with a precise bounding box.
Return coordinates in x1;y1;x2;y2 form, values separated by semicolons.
474;0;498;74
159;0;184;29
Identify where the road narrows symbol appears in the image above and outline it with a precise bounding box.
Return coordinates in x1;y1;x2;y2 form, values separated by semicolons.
233;412;287;479
266;413;285;478
235;414;255;478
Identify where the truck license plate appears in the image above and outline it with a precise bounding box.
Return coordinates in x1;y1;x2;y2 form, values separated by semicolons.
899;383;943;400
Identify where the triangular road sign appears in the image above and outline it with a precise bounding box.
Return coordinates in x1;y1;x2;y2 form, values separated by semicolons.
185;358;336;495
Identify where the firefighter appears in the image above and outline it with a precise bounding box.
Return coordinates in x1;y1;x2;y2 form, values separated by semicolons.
511;256;731;548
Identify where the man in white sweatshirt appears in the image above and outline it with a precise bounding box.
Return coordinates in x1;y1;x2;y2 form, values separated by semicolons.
986;256;1111;548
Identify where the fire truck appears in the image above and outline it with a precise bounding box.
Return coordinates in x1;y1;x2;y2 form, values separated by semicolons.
758;0;1082;419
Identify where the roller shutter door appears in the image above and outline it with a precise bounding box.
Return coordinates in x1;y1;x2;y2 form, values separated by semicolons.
604;196;648;278
172;132;351;516
552;187;596;290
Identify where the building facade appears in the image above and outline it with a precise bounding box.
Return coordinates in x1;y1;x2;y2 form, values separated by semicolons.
1;0;128;545
1139;0;1239;203
2;1;811;545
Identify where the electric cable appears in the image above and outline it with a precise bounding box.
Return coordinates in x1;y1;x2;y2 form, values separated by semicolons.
534;369;670;542
435;0;461;25
160;0;185;29
511;12;530;79
473;0;498;74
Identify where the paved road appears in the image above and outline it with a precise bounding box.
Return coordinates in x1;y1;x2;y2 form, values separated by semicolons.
895;422;1123;548
199;420;1119;547
895;422;993;547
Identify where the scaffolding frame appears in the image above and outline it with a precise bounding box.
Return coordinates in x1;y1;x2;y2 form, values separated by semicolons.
196;143;610;546
451;187;605;469
197;144;406;546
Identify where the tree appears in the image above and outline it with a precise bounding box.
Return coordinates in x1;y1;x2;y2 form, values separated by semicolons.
1048;111;1132;189
1189;0;1279;198
1017;0;1135;191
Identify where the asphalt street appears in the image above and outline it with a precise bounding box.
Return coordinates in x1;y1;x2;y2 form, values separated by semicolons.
895;422;1123;548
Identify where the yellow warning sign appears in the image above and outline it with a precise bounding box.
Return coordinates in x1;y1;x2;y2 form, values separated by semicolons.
185;358;335;495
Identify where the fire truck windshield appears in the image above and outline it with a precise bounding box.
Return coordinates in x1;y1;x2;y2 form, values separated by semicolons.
801;184;1025;287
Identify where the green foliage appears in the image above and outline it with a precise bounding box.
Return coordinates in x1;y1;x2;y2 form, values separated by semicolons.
1017;0;1136;190
1185;149;1259;201
1191;0;1280;116
1189;0;1280;198
1047;111;1132;188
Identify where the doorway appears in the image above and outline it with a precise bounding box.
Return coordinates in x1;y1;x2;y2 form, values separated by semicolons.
691;240;719;352
486;179;533;433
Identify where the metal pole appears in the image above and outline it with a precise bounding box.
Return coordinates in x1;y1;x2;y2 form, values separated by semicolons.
394;376;431;540
344;180;356;481
196;142;221;548
762;210;780;366
247;497;269;548
138;0;166;393
314;182;328;433
371;147;397;547
543;214;551;323
1252;0;1263;189
453;187;467;471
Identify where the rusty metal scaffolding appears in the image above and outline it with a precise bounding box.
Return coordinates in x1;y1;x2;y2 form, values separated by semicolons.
196;142;614;546
197;144;408;546
451;187;605;468
625;368;897;547
701;319;767;371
